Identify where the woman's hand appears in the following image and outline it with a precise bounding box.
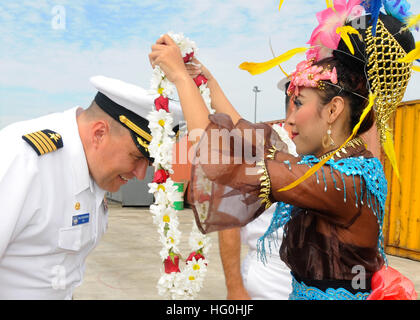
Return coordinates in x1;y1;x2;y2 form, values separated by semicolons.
185;58;214;82
148;34;189;84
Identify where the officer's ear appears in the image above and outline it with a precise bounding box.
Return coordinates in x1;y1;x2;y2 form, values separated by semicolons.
91;120;110;149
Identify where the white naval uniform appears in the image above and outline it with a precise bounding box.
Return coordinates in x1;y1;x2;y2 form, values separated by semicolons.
0;107;108;299
240;205;292;300
240;124;295;300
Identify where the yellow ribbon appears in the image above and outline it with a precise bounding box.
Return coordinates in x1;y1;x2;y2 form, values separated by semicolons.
239;47;308;75
382;129;401;182
397;42;420;63
336;26;360;55
326;0;336;12
401;13;420;32
279;0;285;11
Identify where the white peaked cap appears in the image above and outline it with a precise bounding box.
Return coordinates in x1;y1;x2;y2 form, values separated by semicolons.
89;75;186;160
90;75;185;127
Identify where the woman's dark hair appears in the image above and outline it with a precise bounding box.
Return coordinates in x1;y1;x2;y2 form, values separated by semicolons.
313;57;374;135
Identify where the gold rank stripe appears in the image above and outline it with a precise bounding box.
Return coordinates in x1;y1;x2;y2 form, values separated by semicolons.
34;131;57;152
23;133;46;155
38;131;58;151
119;115;152;142
29;132;51;154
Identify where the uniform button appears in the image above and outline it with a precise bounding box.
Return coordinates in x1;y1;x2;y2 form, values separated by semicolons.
75;202;81;210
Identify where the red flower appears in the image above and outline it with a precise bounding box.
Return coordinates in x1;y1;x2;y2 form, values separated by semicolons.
164;255;180;273
186;251;206;263
153;169;170;183
183;51;194;63
154;95;169;112
193;74;208;87
368;266;418;300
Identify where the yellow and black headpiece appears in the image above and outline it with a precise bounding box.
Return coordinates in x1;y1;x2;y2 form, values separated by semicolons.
334;13;416;145
90;75;185;162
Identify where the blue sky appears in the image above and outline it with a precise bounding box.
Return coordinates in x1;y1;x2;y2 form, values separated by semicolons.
1;0;419;129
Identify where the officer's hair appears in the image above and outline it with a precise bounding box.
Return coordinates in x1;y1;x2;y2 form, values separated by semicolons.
84;101;127;136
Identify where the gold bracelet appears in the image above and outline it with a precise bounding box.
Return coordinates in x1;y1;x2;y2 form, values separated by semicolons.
257;159;272;210
267;145;278;160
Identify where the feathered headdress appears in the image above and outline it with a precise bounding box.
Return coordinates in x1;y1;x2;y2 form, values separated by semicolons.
239;0;419;189
363;0;418;34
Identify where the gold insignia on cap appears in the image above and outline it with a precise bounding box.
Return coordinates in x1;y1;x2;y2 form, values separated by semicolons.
22;129;63;156
119;115;152;142
136;137;149;152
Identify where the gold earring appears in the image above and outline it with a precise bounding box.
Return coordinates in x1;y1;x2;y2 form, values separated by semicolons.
322;124;335;149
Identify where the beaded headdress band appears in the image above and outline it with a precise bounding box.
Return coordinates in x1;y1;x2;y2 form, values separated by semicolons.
286;58;338;97
365;17;413;145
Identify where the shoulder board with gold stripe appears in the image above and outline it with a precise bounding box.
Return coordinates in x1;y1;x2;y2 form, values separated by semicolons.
22;129;63;156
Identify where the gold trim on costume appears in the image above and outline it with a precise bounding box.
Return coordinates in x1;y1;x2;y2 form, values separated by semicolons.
318;137;364;161
119;115;152;142
267;146;278;160
257;160;273;210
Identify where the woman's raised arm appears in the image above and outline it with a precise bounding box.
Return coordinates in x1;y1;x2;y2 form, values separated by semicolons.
149;34;241;135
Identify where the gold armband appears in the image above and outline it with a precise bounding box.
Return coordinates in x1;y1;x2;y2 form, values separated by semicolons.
266;145;278;160
257;159;272;210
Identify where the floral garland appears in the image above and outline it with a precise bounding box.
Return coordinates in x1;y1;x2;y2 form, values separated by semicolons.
147;32;212;300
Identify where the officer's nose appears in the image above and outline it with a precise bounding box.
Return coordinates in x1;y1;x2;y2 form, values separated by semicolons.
132;157;149;180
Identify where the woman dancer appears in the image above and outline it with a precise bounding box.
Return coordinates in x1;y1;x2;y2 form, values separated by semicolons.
149;3;418;299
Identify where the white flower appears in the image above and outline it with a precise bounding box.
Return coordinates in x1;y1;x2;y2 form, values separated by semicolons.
157;273;176;298
149;32;211;300
147;109;174;134
148;182;162;194
189;224;211;254
199;84;214;113
158;206;178;227
167;31;197;57
184;260;206;293
150;66;165;92
153;190;169;207
186;257;208;276
162;227;181;248
172;273;193;300
160;77;176;98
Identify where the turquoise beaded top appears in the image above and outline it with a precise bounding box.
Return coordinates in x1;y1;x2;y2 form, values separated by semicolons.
257;155;387;265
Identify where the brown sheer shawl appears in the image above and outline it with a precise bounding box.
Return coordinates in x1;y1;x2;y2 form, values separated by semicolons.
189;113;384;280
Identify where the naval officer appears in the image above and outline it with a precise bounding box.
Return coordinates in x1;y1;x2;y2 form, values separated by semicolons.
0;75;184;299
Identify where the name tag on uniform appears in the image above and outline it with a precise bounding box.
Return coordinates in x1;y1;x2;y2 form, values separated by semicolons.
72;213;90;226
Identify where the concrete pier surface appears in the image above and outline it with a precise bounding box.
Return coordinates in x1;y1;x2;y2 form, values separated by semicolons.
73;201;420;300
